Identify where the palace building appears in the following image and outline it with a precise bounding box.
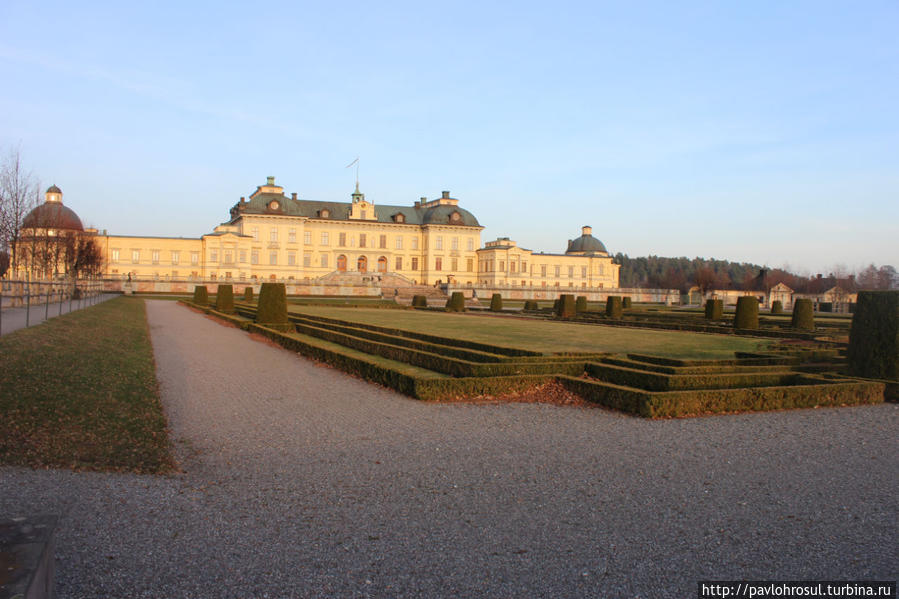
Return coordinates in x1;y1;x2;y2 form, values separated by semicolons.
13;177;620;292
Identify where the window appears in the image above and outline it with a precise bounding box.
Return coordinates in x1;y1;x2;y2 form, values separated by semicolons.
304;231;311;245
510;262;516;273
337;255;347;271
436;236;443;250
321;232;329;245
171;251;180;265
251;251;259;265
554;266;561;277
252;227;259;241
359;233;366;248
320;254;328;268
270;228;278;242
224;251;233;264
377;256;387;272
467;238;474;251
112;249;120;263
288;252;296;266
522;261;527;273
582;266;587;278
395;237;403;250
152;250;160;264
435;257;442;271
380;235;387;249
210;250;218;263
303;254;311;267
191;252;199;265
467;258;473;272
499;261;505;271
269;252;277;265
451;258;458;271
320;209;330;218
451;237;459;250
289;228;297;243
132;250;140;263
395;256;403;271
339;232;346;246
411;257;419;271
360;210;367;220
568;266;574;278
541;265;547;277
239;250;247;263
411;238;419;250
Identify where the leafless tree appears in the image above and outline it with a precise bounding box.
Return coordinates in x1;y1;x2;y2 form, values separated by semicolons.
0;146;40;277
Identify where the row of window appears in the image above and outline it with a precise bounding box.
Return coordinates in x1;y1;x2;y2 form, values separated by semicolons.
247;228;476;251
479;261;607;278
111;249;199;265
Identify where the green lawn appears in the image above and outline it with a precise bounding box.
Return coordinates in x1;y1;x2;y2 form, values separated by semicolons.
0;297;174;473
288;305;771;358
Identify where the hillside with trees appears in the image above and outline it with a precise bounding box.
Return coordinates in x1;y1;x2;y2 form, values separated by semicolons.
613;253;898;293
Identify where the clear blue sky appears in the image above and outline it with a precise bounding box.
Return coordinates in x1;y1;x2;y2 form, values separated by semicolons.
2;0;897;274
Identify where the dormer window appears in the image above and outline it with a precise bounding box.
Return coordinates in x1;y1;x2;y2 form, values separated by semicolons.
320;209;330;218
450;211;462;223
268;200;280;211
394;213;405;223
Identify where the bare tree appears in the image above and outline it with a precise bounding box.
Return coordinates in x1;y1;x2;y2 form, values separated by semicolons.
0;146;40;277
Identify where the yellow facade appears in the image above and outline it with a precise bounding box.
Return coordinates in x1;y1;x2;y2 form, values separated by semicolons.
98;177;484;286
476;227;620;289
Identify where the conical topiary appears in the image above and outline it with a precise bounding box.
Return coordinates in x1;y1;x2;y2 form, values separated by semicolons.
605;296;623;319
193;285;208;305
243;287;254;302
575;296;587;313
704;299;724;320
771;300;783;314
446;292;466;312
215;284;235;314
790;299;815;331
622;297;632;309
255;283;291;331
556;294;575;319
734;296;759;330
490;293;503;312
847;291;898;380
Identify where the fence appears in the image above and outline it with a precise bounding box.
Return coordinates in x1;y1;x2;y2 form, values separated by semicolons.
0;279;105;335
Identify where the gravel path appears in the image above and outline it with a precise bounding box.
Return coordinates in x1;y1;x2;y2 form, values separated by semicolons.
1;299;896;598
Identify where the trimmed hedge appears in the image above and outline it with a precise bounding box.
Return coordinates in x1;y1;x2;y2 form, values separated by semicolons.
192;285;208;305
847;290;899;380
771;300;783;314
575;296;587;313
490;293;503;312
243;287;254;302
605;296;623;319
446;292;466;312
622;297;632;309
734;296;759;330
412;295;428;308
556;294;576;319
704;299;724;320
523;300;539;311
215;284;235;314
586;362;802;392
791;299;815;331
255;283;291;331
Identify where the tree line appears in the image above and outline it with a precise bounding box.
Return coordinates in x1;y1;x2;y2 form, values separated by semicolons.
613;253;898;293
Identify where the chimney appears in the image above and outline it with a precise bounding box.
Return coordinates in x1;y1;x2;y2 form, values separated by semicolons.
267;176;275;186
240;196;245;203
441;191;450;199
582;225;593;236
291;192;297;200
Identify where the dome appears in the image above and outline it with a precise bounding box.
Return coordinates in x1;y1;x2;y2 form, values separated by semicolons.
22;202;84;232
46;184;62;194
566;226;607;254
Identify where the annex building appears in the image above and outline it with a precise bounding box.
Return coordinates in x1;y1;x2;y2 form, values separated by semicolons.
14;177;621;291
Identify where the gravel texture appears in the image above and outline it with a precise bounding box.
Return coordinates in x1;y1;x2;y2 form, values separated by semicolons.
1;299;896;598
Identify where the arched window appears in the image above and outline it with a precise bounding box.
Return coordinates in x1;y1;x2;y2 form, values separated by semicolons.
377;256;387;273
357;255;368;273
337;255;347;272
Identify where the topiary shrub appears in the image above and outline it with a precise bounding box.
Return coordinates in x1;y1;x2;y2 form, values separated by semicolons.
446;292;466;312
490;293;503;312
704;299;724;320
215;284;235;314
622;297;632;309
243;287;254;302
790;299;815;331
193;285;209;305
556;294;576;319
553;299;560;311
523;300;538;311
771;300;783;314
255;283;291;331
412;295;427;308
734;296;759;329
847;291;898;380
575;296;587;313
605;296;623;319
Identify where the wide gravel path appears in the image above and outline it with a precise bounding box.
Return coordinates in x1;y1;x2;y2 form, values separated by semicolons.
1;300;896;598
